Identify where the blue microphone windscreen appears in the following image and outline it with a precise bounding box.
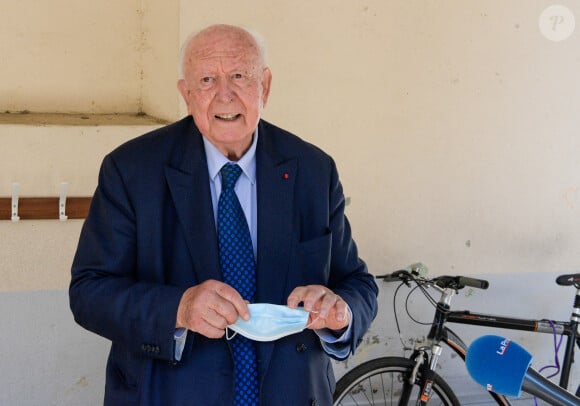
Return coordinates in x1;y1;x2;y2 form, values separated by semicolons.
465;335;532;397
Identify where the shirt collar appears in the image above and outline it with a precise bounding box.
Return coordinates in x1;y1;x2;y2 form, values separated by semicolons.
203;128;258;185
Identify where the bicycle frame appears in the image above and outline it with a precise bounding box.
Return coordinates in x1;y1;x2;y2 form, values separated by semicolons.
417;284;580;404
446;310;580;389
407;286;511;405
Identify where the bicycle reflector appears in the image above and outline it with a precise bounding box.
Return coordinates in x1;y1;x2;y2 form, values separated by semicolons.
465;335;532;397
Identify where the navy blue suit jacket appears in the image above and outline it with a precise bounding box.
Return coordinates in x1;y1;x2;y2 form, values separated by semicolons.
70;116;378;405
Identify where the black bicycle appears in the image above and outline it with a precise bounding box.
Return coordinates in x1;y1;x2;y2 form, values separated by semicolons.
333;268;580;405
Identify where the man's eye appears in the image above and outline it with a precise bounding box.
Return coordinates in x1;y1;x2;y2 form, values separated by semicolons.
201;77;213;83
232;73;244;80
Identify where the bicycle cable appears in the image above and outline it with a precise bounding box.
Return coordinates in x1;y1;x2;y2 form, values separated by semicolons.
392;273;453;351
392;281;408;349
538;319;564;379
405;284;438;326
533;320;564;406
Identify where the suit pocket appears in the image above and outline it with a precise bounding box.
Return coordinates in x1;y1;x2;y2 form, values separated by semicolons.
296;230;332;285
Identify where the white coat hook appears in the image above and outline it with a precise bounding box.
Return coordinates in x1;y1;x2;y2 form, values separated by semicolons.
59;182;69;221
11;182;20;222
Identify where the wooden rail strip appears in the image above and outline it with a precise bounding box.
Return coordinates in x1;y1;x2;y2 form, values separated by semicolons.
0;197;92;220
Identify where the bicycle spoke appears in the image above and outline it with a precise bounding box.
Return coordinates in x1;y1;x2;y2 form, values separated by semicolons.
380;371;386;405
359;378;372;404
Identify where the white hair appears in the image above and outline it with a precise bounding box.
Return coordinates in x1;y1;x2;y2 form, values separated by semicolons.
178;25;268;80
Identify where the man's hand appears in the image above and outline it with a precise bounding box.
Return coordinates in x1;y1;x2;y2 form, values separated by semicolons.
287;285;351;331
176;280;249;338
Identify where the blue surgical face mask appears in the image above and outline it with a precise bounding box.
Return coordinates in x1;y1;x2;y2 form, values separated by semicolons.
226;303;312;342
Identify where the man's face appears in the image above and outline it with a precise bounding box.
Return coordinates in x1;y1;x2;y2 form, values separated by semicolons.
178;27;272;159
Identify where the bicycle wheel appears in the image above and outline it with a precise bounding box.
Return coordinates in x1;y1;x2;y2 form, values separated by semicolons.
333;357;460;406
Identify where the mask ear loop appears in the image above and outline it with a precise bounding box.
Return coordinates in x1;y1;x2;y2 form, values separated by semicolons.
225;327;237;340
305;311;320;329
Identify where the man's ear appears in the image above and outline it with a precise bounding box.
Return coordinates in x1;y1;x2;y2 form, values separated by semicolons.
177;79;190;106
261;68;272;107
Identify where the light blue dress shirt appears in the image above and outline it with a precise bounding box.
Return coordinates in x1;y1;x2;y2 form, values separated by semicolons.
175;129;351;360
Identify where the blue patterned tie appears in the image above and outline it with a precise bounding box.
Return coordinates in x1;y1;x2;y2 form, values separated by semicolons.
218;163;259;406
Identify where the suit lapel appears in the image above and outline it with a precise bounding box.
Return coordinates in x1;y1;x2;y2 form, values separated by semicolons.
255;127;297;304
164;127;222;283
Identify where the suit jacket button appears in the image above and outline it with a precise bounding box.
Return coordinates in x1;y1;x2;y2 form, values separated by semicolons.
296;343;307;353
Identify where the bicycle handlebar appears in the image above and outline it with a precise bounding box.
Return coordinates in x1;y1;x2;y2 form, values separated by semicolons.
376;270;489;290
379;269;580;290
455;276;489;290
556;273;580;286
376;270;413;283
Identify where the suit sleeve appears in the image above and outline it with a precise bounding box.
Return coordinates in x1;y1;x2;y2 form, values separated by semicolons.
324;158;379;360
69;154;187;362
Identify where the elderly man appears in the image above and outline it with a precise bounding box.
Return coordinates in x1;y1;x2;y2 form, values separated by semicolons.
70;24;378;406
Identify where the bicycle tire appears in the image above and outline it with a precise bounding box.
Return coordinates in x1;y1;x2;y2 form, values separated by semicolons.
333;356;460;406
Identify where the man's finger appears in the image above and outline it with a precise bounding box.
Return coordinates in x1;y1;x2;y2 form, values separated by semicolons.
215;282;250;321
317;292;339;318
209;297;241;325
288;285;327;311
202;307;230;330
197;320;227;339
287;286;307;308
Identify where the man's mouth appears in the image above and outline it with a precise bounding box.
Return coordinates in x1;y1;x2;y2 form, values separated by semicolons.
215;113;241;121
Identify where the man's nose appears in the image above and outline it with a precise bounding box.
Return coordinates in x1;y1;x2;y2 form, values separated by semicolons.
215;77;235;102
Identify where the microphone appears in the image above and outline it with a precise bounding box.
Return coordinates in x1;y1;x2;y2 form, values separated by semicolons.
466;335;580;406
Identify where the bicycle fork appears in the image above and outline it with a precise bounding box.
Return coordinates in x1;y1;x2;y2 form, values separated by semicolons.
406;344;444;405
408;287;455;405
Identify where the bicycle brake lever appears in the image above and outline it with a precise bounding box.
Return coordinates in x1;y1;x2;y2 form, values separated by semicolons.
383;270;413;286
399;271;413;287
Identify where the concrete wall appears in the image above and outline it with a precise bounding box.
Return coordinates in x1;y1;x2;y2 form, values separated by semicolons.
1;1;579;404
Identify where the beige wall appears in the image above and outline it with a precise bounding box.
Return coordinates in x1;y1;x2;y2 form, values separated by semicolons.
5;0;577;285
141;0;181;120
0;0;143;114
0;117;163;292
4;0;579;283
1;0;580;403
1;0;579;326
